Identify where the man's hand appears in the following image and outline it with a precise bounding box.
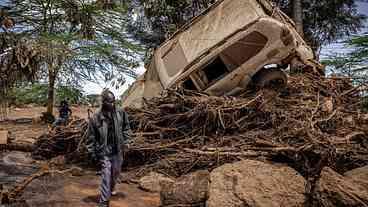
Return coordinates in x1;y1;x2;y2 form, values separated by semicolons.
123;143;130;151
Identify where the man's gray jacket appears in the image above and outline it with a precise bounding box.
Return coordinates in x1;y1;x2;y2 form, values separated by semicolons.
86;107;131;158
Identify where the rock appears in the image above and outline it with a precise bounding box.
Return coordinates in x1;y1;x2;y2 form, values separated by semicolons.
138;172;174;193
207;160;306;207
344;165;368;190
70;167;84;177
315;167;368;207
160;170;210;206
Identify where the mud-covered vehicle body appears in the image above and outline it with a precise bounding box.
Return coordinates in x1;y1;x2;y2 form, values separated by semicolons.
122;0;321;108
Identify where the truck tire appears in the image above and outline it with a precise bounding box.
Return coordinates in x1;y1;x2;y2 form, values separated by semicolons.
252;68;287;90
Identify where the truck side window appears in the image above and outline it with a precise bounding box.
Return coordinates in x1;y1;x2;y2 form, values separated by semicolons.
222;31;268;66
202;57;229;84
195;31;268;90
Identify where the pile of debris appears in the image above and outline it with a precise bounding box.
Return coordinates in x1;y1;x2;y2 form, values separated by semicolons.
8;73;366;206
125;73;368;178
32;119;88;160
32;74;368;179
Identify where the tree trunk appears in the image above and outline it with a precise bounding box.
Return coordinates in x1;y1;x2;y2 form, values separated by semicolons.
0;92;8;121
46;68;56;115
292;0;304;37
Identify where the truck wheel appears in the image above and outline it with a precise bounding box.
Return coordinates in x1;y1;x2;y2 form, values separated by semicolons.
252;68;287;90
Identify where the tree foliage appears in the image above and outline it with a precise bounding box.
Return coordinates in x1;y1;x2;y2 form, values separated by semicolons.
127;0;216;46
9;83;49;106
129;0;365;57
9;83;86;106
1;0;143;114
0;38;40;88
322;33;368;111
5;0;142;82
272;0;365;55
323;34;368;81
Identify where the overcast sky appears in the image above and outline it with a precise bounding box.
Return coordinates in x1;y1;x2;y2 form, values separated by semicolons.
83;66;145;97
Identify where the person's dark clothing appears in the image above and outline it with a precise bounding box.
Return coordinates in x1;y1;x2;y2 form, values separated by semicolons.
86;106;131;159
105;112;119;155
59;104;72;119
52;102;72;127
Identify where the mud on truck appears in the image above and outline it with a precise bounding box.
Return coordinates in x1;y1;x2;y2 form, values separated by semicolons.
122;0;323;108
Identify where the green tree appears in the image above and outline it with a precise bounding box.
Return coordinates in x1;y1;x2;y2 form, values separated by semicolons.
56;85;85;105
272;0;365;56
323;34;368;111
9;83;87;106
3;0;142;115
130;0;365;57
9;83;48;106
128;0;216;45
0;35;40;119
323;34;368;81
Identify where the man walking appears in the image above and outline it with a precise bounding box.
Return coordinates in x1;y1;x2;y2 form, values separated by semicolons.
86;89;132;207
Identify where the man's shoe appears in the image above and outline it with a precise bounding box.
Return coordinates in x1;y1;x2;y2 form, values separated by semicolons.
111;191;117;196
97;201;109;207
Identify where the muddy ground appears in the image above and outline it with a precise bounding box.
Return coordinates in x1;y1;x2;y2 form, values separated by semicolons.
0;107;160;207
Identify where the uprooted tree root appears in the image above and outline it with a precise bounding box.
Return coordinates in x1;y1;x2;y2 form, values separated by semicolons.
0;165;50;205
125;74;368;176
0;161;84;206
22;73;368;206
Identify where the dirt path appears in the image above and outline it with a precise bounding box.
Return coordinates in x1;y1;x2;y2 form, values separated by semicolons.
1;106;94;144
0;151;160;207
1;107;160;207
8;106;93;119
21;173;160;207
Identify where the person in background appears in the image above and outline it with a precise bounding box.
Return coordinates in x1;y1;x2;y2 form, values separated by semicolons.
86;89;132;207
52;99;72;127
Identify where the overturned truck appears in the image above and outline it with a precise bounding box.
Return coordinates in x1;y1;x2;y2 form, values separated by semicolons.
122;0;323;108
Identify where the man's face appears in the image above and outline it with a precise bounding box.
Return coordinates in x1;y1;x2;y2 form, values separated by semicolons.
102;92;115;111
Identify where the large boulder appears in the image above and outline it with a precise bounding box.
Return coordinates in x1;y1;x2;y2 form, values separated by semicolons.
160;170;210;206
139;172;174;193
344;165;368;190
314;167;368;207
207;160;306;207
